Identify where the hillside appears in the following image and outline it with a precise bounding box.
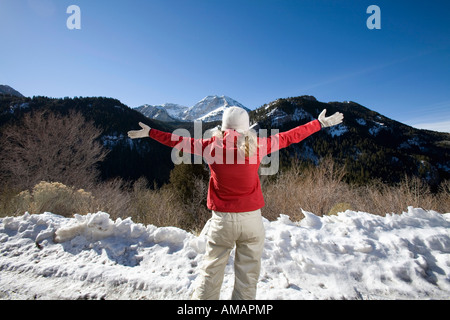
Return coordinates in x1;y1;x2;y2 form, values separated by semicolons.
0;85;24;98
250;96;450;186
1;91;449;188
135;103;188;122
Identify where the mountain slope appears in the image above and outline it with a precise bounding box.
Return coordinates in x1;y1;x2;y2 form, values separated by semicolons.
0;85;24;98
250;96;450;185
135;103;188;122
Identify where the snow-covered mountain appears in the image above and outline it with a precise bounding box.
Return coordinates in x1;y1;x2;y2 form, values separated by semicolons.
134;103;188;122
182;95;250;122
135;95;249;122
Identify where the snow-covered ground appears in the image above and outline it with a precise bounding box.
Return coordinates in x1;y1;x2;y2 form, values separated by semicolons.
0;207;449;300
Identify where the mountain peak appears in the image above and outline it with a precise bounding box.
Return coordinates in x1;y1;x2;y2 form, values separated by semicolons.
299;95;317;102
183;95;249;121
134;103;188;122
0;85;24;98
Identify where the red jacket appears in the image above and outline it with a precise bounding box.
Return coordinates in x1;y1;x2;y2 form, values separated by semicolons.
149;120;321;212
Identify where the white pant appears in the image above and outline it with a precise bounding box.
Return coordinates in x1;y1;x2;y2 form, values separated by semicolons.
192;209;265;300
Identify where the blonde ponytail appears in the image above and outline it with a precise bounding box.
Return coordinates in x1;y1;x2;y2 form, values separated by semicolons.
212;129;258;158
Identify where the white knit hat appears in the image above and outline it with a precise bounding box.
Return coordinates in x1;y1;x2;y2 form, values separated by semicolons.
221;106;249;132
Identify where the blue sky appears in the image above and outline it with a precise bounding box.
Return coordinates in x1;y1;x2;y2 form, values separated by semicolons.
1;0;449;132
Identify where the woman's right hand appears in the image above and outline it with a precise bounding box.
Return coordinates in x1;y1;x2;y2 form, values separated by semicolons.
128;122;151;139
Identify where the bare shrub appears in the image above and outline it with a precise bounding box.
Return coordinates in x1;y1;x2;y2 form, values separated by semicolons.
180;175;210;232
89;179;131;220
437;180;450;213
0;110;108;190
129;176;210;232
5;178;131;219
129;177;185;228
13;181;94;217
262;158;352;220
0;184;22;218
355;176;447;216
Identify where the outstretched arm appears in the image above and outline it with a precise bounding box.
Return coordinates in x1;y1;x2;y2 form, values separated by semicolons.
261;109;344;156
128;122;211;156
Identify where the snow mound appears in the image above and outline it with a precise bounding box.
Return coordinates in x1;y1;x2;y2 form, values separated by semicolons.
0;208;449;300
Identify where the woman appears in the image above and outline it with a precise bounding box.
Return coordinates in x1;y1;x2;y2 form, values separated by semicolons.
128;106;343;299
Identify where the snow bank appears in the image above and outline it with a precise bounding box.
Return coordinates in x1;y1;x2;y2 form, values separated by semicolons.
0;208;449;300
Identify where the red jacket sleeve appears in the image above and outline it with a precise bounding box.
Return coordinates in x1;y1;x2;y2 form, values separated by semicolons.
260;120;321;157
149;128;212;156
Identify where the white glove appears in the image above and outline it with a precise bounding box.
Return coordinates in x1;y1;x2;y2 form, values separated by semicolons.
128;122;151;139
318;109;344;128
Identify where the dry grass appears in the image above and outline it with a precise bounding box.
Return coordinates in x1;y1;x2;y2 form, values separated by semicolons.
356;176;449;216
1;159;448;231
128;177;186;228
262;158;352;220
1;180;131;220
0;176;211;232
262;158;449;220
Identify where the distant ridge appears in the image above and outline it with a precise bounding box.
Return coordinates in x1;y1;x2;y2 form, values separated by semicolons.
135;95;249;122
0;85;24;98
